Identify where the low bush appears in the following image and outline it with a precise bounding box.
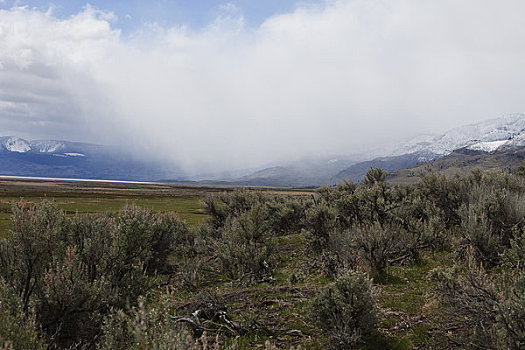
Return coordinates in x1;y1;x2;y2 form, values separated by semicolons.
352;222;403;274
317;229;357;278
265;195;311;236
431;265;525;349
416;172;462;227
100;295;195;350
0;278;45;350
309;271;377;349
216;204;273;280
457;207;502;266
0;201;190;347
305;203;336;255
203;189;271;232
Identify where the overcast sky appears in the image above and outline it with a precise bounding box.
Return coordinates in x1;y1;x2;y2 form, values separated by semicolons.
1;0;525;173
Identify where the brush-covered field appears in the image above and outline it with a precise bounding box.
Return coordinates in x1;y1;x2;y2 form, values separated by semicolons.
0;194;206;237
0;179;218;238
1;171;525;349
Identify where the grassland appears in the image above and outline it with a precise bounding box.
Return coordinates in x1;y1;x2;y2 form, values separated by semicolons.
0;178;223;237
0;177;311;236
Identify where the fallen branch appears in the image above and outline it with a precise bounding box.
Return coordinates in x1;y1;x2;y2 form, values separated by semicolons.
174;304;304;339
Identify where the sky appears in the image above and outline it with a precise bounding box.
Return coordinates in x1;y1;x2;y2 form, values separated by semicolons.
0;0;308;32
1;0;525;173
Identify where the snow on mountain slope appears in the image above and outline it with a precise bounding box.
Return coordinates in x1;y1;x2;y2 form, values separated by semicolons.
466;140;508;152
31;140;65;153
502;132;525;149
387;134;437;158
0;137;80;155
64;153;85;157
428;114;525;154
389;114;525;159
0;137;31;153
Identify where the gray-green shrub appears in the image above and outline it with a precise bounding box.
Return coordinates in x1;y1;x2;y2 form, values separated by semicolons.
100;295;194;350
432;266;525;349
216;204;273;280
0;278;45;350
0;201;190;347
309;271;377;349
305;203;336;255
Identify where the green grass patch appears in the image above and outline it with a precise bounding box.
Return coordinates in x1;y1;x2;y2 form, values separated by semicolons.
0;195;206;237
375;251;455;348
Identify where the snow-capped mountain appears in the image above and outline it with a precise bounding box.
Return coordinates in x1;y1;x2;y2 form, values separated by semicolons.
31;140;66;153
389;113;525;160
0;137;32;153
333;114;525;183
207;113;525;186
0;137;183;181
0;137;80;156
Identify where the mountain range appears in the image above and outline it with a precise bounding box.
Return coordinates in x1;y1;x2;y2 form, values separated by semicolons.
333;113;525;184
2;113;525;186
0;137;181;181
221;113;525;186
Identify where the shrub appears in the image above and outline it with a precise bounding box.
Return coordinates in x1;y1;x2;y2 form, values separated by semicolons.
353;221;419;274
317;229;358;278
416;172;461;226
353;180;390;226
353;223;394;273
432;265;525;349
0;278;45;350
315;185;338;203
100;296;194;350
309;271;377;349
505;228;525;268
334;192;360;229
216;204;273;280
457;185;525;266
516;159;525;178
0;201;189;347
361;168;387;187
203;189;271;232
0;200;68;311
204;189;311;238
457;207;502;266
305;203;336;255
332;171;392;229
421;212;449;252
265;195;311;236
37;246;112;344
501;274;525;349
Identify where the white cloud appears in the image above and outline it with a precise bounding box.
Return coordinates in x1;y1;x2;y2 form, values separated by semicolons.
1;1;525;174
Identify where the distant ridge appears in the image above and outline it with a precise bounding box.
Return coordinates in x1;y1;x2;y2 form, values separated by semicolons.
0;137;182;182
329;113;525;183
3;114;525;186
387;146;525;185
